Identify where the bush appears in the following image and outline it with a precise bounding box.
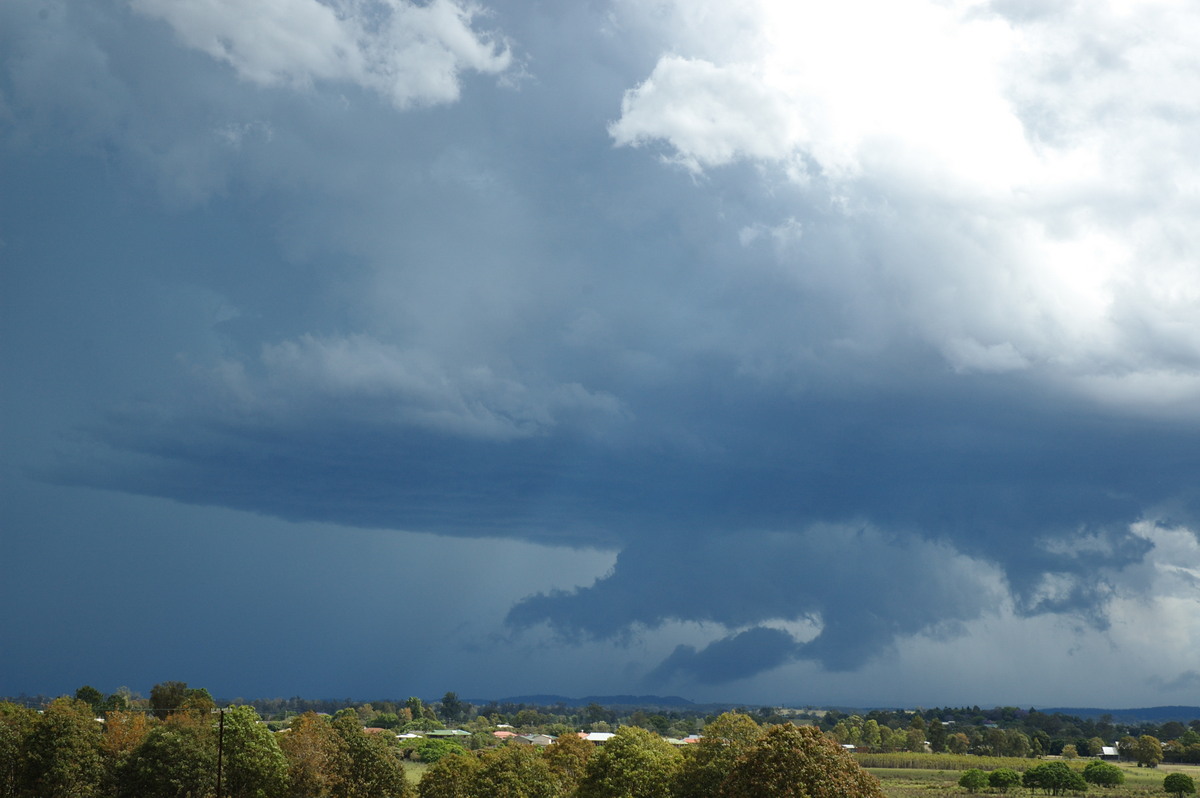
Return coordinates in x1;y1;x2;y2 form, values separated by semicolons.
989;768;1022;792
1082;760;1124;787
958;769;988;793
1023;761;1087;795
1164;773;1196;798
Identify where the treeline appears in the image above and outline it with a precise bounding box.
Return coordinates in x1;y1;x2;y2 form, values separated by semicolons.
0;693;888;798
814;708;1200;763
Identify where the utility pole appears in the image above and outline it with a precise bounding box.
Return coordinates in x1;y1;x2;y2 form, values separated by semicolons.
215;708;225;798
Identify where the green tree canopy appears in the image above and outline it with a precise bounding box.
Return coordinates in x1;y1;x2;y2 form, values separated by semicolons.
331;712;413;798
576;726;681;798
958;768;988;793
1136;736;1164;768
1022;761;1087;796
1164;773;1196;798
149;682;190;721
674;712;761;798
989;768;1022;793
0;702;38;798
542;731;593;792
117;720;217;798
471;744;562;798
221;706;288;798
417;753;479;798
1082;760;1124;787
720;723;885;798
20;697;105;798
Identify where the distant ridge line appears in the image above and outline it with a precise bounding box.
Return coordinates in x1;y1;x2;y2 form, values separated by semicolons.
467;694;696;708
1035;706;1200;722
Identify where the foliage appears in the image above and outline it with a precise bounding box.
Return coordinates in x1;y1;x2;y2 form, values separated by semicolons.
117;719;217;798
411;739;468;764
280;711;349;798
471;744;562;798
417;753;479;798
854;752;1033;771
542;732;593;792
20;697;105;798
1022;761;1087;795
577;726;680;798
1137;736;1164;768
1164;773;1196;798
149;682;190;721
988;767;1022;792
332;711;414;798
721;723;885;798
674;712;761;798
0;702;37;798
957;768;988;792
1082;759;1125;787
221;706;289;798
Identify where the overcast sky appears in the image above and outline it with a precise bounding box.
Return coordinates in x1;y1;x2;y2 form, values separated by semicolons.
3;0;1200;709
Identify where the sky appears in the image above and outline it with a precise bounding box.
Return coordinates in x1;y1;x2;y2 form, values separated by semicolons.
2;0;1200;710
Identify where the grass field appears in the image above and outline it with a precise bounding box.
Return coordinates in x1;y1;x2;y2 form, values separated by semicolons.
865;757;1200;798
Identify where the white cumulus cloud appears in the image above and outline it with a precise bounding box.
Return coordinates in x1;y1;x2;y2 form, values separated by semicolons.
130;0;512;108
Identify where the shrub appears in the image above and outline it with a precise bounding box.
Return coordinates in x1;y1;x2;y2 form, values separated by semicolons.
1082;760;1124;787
1164;773;1196;798
989;768;1022;792
1023;761;1087;795
958;769;988;793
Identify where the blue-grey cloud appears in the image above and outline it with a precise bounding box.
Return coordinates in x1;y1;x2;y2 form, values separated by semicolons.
647;627;801;686
4;0;1200;701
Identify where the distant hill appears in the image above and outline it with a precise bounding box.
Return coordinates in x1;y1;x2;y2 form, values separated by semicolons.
468;694;696;708
1037;706;1200;723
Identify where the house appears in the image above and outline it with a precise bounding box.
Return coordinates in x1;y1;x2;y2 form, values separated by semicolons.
425;729;472;739
582;732;615;744
517;733;557;746
1100;746;1119;760
492;730;518;739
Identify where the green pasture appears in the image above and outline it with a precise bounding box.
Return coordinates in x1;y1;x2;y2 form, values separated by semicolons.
862;755;1200;798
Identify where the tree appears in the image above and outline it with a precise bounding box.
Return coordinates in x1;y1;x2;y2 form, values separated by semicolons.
150;682;190;721
543;732;594;793
280;712;349;798
1136;735;1164;768
413;739;467;764
989;768;1022;793
1003;730;1031;759
577;726;680;798
1087;737;1106;757
1061;744;1078;760
418;753;479;798
1081;760;1124;787
20;697;105;798
860;720;882;751
117;720;217;798
947;733;970;754
674;712;760;798
221;706;289;798
471;744;562;798
1118;736;1138;761
1164;773;1196;798
958;769;988;793
928;719;947;753
1022;762;1087;796
440;694;466;726
720;723;885;798
75;686;105;714
0;702;37;798
331;711;413;798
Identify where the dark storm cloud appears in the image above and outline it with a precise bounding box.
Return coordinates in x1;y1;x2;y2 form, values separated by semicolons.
647;627;801;685
5;0;1200;700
